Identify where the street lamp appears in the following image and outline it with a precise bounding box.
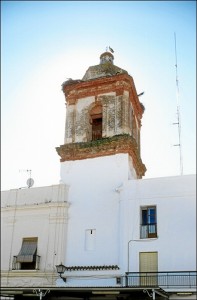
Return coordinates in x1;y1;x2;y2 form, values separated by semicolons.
33;289;50;300
56;263;67;282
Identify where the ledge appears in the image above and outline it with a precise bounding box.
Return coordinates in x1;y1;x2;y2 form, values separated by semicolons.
56;134;146;178
63;265;120;271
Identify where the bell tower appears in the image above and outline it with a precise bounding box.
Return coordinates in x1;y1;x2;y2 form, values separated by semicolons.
55;50;146;271
56;50;146;179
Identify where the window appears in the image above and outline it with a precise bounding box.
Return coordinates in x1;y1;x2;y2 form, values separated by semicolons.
85;229;96;251
140;206;157;239
116;277;121;284
92;117;102;140
90;104;102;141
12;237;40;270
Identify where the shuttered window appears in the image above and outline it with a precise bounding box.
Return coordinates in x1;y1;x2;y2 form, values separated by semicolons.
139;252;158;286
90;104;102;141
139;252;158;272
16;238;37;263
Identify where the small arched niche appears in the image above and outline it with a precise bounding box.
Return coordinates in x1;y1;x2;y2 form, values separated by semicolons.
89;104;102;141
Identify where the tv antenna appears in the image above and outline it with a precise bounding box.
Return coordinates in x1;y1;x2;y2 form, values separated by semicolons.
173;32;183;175
19;169;34;188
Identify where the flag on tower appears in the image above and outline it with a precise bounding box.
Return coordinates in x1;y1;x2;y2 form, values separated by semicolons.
109;46;114;53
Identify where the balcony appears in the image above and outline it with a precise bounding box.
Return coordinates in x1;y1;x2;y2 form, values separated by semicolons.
12;255;40;270
125;271;196;288
140;223;157;239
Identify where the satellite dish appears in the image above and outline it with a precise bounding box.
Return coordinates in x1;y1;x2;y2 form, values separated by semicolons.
27;178;34;188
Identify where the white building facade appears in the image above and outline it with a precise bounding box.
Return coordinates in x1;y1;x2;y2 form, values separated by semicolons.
1;51;196;300
1;185;69;289
58;157;196;298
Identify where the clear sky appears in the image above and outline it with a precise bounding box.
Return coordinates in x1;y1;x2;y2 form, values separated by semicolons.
1;1;196;190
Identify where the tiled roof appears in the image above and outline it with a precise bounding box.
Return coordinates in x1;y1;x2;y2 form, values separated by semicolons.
64;265;120;271
82;63;127;81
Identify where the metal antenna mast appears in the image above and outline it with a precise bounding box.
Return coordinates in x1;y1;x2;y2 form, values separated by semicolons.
173;32;183;175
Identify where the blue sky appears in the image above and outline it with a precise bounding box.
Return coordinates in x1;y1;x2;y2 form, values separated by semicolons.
1;1;196;190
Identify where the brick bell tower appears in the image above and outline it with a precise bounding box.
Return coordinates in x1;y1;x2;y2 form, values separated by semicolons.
56;50;146;179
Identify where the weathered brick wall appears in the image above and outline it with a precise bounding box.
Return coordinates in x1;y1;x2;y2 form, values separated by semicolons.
64;97;95;143
64;92;138;144
60;73;145;176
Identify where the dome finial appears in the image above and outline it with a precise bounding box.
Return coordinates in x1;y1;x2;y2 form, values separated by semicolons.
105;46;114;53
100;47;114;64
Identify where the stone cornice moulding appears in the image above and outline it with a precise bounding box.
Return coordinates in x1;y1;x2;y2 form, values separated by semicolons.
1;202;69;211
62;74;144;120
56;135;146;178
1;270;57;277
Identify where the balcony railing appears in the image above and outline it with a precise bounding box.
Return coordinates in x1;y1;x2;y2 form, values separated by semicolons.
12;255;40;270
92;129;102;141
140;223;157;238
125;271;197;288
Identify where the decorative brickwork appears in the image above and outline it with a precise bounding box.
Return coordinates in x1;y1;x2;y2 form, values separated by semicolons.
56;134;146;178
63;265;119;271
59;54;146;177
62;74;144;124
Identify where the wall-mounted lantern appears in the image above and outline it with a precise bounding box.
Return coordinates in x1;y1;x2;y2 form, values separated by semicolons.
56;263;67;282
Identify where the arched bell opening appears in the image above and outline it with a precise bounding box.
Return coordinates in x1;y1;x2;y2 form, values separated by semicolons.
90;104;102;141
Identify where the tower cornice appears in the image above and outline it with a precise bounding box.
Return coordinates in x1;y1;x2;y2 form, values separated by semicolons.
62;74;144;121
56;134;146;178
